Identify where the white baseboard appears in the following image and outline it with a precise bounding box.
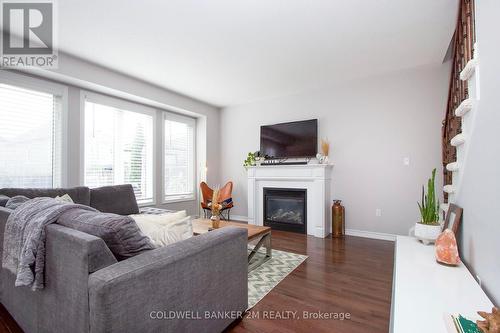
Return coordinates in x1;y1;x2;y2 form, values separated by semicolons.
229;215;248;222
345;228;396;242
227;215;396;241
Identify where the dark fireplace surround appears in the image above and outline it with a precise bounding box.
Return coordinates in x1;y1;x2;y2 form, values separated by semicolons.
263;187;307;234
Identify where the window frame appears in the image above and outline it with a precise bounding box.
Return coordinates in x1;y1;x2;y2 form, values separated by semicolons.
0;71;69;187
0;74;200;206
162;111;196;204
81;91;158;206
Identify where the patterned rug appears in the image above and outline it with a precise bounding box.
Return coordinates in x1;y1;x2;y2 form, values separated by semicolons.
247;248;308;308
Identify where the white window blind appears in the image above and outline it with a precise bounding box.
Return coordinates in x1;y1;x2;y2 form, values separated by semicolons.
84;100;154;204
0;83;62;188
164;114;195;201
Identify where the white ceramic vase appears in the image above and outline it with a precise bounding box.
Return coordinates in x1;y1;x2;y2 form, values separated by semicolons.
414;222;442;245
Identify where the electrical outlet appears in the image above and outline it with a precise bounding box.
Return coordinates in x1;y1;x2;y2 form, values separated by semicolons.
376;209;382;217
477;275;482;287
403;157;410;166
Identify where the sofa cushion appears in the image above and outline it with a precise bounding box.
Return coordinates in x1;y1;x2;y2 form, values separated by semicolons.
0;187;90;206
90;184;139;215
58;208;155;260
5;195;30;210
0;195;9;207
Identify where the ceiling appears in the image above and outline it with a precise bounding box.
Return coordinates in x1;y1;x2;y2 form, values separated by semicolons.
57;0;458;107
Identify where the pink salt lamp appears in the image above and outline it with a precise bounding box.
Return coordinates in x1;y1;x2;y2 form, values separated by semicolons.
435;229;461;265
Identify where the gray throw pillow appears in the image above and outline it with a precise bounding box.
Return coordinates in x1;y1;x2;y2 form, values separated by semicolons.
58;208;155;260
90;184;140;215
5;195;30;210
0;195;10;207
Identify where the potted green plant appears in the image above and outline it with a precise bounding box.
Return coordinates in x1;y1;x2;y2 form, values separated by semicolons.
414;168;442;245
243;152;256;168
244;151;264;167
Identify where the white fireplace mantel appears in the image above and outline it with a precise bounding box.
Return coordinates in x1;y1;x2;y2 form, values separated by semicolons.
247;164;333;238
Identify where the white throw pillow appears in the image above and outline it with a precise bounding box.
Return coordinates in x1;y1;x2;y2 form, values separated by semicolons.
131;210;187;225
54;194;74;203
130;211;192;247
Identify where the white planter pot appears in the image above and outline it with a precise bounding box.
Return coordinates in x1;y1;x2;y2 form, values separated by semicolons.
414;222;442;245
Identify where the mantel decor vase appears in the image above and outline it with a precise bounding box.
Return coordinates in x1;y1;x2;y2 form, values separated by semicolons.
332;200;345;238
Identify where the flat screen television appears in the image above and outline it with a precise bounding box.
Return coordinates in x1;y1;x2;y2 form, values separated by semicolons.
260;119;318;158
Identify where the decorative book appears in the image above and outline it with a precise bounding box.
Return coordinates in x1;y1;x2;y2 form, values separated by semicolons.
445;314;482;333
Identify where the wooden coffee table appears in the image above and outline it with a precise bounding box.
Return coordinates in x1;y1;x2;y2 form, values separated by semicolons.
192;218;272;271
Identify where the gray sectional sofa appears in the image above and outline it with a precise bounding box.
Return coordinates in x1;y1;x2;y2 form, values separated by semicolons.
0;186;248;333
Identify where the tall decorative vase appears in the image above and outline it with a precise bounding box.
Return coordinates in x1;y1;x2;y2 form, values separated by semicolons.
332;200;345;238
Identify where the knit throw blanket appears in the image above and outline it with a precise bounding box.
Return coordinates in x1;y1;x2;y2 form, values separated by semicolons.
2;197;96;290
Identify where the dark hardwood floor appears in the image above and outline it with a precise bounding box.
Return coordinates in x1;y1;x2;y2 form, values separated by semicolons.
227;231;394;333
0;231;394;333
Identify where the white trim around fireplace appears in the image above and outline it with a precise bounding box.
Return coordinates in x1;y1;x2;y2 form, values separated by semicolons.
247;164;333;238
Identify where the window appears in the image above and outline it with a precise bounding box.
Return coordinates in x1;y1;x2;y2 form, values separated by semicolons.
164;113;195;202
84;96;154;204
0;80;63;188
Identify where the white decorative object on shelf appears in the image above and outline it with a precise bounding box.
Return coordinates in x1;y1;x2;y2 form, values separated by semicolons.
455;98;474;117
440;203;450;212
316;153;328;164
451;133;466;147
460;58;478;81
443;185;455;194
446;162;460;172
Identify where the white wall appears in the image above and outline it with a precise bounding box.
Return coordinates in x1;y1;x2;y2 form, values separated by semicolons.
455;0;500;305
17;52;221;215
220;64;449;235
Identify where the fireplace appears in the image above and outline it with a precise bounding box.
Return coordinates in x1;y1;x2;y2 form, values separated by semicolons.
263;188;307;234
247;164;332;237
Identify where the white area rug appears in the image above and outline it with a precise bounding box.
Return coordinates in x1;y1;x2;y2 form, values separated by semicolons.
248;248;307;308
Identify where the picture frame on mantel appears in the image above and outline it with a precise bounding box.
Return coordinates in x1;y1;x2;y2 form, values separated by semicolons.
443;203;463;236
